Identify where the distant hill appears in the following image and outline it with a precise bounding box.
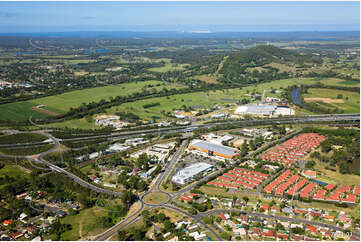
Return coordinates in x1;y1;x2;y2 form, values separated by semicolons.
219;45;321;76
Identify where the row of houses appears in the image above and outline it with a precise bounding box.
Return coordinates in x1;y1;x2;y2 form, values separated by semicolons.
216;211;348;241
264;169;359;204
207;167;269;190
260;133;326;165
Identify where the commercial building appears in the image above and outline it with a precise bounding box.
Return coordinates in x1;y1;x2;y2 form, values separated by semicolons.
235;105;294;116
172;162;213;185
235;105;275;116
189;140;239;159
105;143;130;154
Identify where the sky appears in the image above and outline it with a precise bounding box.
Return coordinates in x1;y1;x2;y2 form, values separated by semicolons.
0;1;359;32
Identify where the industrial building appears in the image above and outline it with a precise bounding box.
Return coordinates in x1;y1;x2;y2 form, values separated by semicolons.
189;140;239;159
172;162;213;185
235;105;294;116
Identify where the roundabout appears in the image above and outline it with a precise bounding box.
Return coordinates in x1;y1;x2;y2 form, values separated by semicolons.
142;192;170;206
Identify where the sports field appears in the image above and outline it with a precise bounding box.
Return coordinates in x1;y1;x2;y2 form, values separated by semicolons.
0;81;183;121
303;88;360;113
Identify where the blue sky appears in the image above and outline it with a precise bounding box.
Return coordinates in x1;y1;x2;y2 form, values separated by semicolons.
0;1;359;32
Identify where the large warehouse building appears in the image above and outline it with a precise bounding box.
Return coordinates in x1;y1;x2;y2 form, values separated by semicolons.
172;162;213;185
235;105;294;116
189;140;239;159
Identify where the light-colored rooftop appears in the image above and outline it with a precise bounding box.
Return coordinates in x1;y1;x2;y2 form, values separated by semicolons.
172;162;213;184
190;139;238;157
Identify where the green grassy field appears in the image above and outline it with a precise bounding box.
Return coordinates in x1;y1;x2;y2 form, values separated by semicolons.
41;77;353;129
0;165;31;178
46;117;102;130
293;77;360;87
0;101;50;121
303;88;360;113
0;133;47;144
0;81;182;121
104;78;325;120
60;207;106;240
0;144;53;156
148;59;189;73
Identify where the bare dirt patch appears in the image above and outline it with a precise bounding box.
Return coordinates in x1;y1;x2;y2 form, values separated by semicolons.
232;138;245;148
31;106;60;116
304;97;344;104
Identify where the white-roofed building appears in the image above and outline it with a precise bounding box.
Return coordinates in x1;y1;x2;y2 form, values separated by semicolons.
235;105;294;116
235;105;276;116
105;143;130;154
172;162;213;185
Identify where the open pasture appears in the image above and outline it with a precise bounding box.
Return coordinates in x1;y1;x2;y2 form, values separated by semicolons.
104;78;330;120
148;58;190;72
303;88;360;113
0;80;182;121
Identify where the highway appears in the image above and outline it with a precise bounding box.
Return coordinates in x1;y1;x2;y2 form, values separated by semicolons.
24;113;361;145
0;114;359;240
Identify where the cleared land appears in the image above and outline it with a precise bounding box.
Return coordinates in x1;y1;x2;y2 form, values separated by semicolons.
0;144;53;156
0;165;31;179
303;88;360;113
104;78;328;120
0;81;183;121
32;77;358;129
59;207;107;241
148;58;189;73
0;133;47;144
304;97;344;104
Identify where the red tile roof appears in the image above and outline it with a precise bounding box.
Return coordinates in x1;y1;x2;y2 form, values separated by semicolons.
335;185;352;194
306;225;317;233
300;182;317;198
353;185;360;196
275;174;300;195
262;230;275;237
260;133;325;165
287;179;308;196
180;196;192;202
264;169;291;193
342;194;357;203
313;189;326;200
324;184;335;190
277;233;289;240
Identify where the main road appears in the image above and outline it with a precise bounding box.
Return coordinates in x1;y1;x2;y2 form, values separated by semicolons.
197;209;360;240
0;115;359;240
22;113;360;147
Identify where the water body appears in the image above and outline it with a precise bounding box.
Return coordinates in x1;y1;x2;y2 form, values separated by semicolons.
290;87;307;109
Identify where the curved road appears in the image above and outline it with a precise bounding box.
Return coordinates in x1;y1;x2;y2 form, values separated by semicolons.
0;116;359;241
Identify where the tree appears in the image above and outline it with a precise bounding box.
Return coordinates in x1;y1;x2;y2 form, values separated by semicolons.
220;232;231;240
201;216;213;224
188;207;197;215
121;190;136;208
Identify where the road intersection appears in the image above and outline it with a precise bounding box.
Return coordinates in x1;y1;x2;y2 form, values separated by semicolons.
0;115;359;241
